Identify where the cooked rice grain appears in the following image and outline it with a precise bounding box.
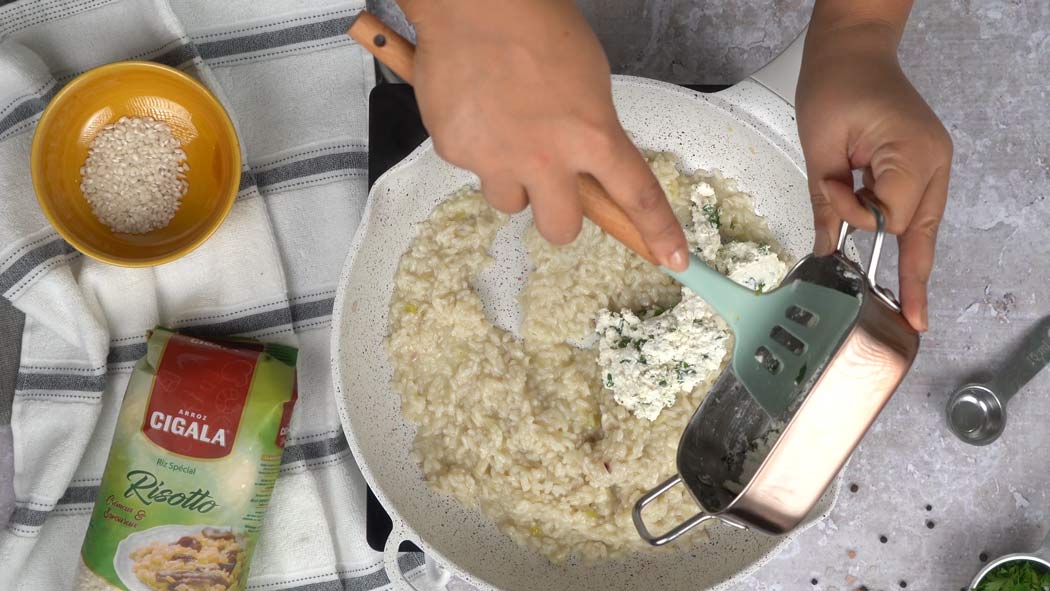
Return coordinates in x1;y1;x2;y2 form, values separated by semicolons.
387;152;782;562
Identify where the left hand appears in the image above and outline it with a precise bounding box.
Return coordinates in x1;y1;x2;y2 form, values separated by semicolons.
796;22;953;332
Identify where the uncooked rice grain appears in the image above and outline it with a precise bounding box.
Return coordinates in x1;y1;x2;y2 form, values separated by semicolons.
79;116;188;234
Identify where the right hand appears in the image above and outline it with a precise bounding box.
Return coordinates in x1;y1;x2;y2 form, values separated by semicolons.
398;0;689;271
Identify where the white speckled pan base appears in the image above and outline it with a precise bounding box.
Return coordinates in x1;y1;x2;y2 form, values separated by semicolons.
332;76;841;591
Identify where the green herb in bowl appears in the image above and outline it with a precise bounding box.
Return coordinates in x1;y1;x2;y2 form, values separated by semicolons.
973;560;1050;591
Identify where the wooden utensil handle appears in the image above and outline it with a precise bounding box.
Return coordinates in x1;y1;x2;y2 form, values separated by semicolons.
349;12;417;83
348;12;659;266
576;174;657;264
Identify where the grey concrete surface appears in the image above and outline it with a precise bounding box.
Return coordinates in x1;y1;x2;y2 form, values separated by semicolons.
369;0;1050;589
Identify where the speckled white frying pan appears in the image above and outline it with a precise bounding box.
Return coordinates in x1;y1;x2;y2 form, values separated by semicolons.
332;30;845;591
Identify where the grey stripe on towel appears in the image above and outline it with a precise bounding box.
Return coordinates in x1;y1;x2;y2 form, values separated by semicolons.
0;237;76;296
180;306;294;339
16;372;106;393
398;552;426;574
152;43;202;69
8;486;102;528
8;434;351;526
0;10;360;138
255;151;367;189
281;433;349;465
196;13;359;60
106;297;334;366
0;82;58;137
271;567;391;591
9;506;45;527
58;485;99;505
107;343;148;365
24;295;335;392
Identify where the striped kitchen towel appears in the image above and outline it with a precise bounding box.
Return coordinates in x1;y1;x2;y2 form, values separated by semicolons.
0;0;429;589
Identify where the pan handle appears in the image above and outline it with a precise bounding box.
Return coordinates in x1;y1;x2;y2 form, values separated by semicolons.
633;475;718;546
382;521;452;591
749;27;807;108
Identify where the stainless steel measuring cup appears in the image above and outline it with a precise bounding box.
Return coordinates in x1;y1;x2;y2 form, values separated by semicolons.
947;315;1050;445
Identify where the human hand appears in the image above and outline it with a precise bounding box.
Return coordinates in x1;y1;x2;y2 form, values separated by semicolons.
397;0;689;270
797;22;952;331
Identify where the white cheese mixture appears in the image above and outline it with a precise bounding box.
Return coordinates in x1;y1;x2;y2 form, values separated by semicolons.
596;290;729;421
686;180;722;265
596;177;789;421
715;241;788;294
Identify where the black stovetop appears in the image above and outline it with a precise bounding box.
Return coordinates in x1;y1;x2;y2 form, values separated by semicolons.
364;78;728;553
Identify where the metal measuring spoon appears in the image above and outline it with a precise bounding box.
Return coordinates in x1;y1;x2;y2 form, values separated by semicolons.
947;315;1050;445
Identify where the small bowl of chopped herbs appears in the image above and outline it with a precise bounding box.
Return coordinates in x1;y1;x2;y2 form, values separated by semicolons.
970;554;1050;591
31;61;241;266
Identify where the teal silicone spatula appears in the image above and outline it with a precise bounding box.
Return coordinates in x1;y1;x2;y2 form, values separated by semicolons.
348;12;863;416
580;174;862;417
664;254;861;416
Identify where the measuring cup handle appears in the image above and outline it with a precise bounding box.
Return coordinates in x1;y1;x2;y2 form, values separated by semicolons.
988;315;1050;404
836;192;903;311
633;475;717;546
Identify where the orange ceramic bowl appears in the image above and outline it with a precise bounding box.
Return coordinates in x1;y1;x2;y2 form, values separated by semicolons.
31;61;241;267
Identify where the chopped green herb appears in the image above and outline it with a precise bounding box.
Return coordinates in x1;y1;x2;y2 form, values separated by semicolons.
658;380;668;387
693;319;703;326
673;360;697;383
701;203;721;229
754;281;766;294
972;560;1050;591
605;373;614;388
637;355;647;365
616;337;632;349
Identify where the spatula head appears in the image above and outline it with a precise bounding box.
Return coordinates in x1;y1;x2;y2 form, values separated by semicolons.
731;279;862;417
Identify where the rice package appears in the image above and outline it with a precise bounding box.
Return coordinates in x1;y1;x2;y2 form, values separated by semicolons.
76;327;297;591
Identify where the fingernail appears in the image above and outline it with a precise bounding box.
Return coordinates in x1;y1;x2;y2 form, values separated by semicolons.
666;247;688;272
921;308;929;332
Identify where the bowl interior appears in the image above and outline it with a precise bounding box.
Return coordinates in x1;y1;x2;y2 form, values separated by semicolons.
31;62;240;266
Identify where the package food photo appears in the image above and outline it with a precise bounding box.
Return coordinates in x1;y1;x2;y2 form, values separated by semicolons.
75;328;298;591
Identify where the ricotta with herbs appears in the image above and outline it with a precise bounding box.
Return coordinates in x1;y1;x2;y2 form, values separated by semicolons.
715;241;788;294
596;181;789;421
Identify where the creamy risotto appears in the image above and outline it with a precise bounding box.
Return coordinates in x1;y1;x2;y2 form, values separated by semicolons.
387;152;788;562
